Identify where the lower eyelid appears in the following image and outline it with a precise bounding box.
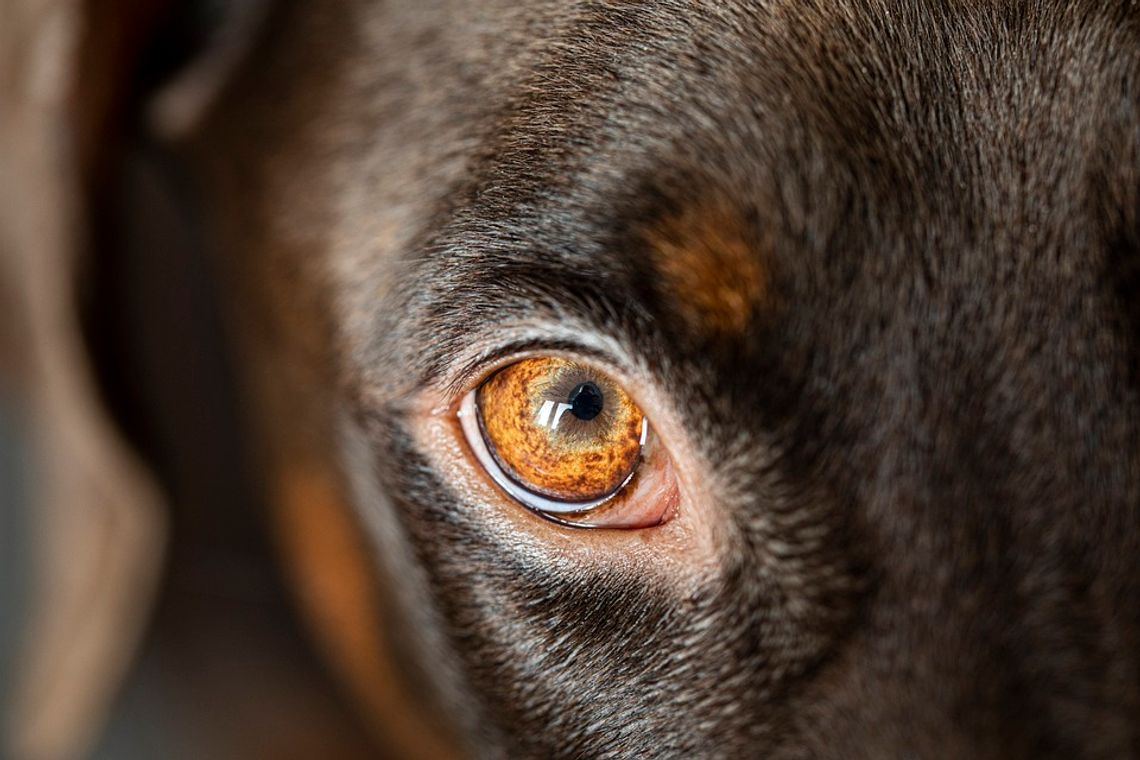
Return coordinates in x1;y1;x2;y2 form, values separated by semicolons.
415;380;710;576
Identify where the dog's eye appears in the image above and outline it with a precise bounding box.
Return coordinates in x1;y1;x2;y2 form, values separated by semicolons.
457;357;675;527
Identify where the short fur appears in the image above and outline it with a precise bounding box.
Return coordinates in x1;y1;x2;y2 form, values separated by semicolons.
184;1;1140;757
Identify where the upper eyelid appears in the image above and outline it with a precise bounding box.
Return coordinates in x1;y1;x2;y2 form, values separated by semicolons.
440;333;631;400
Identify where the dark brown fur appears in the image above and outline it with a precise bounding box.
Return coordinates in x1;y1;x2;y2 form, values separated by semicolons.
122;1;1140;756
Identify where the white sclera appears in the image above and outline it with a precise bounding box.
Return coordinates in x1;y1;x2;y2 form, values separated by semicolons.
458;390;647;515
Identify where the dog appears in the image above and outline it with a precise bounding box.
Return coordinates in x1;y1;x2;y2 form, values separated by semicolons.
6;0;1139;757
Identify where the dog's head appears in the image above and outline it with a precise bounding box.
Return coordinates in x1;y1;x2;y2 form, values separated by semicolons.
187;1;1140;756
65;0;1140;756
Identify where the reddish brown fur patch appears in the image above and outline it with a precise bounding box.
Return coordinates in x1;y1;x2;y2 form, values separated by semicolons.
275;468;458;760
649;205;768;335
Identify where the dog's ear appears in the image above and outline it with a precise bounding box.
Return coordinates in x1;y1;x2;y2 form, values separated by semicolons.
1;2;165;757
1;2;268;757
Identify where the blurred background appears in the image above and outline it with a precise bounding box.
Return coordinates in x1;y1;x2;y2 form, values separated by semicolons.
1;1;388;756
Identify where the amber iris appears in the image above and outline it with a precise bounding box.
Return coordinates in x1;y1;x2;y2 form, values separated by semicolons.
476;358;646;503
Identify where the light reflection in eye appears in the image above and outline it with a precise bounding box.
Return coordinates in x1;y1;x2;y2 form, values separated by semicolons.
459;392;642;515
533;395;650;442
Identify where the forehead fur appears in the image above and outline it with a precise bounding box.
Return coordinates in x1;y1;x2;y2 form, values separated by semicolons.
381;0;1138;389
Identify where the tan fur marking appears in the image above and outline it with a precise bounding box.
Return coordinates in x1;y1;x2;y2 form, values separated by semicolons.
650;205;767;335
275;467;457;760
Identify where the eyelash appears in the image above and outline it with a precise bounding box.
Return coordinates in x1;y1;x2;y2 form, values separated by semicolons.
445;339;621;399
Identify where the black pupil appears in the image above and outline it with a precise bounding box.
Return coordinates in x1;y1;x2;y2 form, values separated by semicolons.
568;382;604;421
